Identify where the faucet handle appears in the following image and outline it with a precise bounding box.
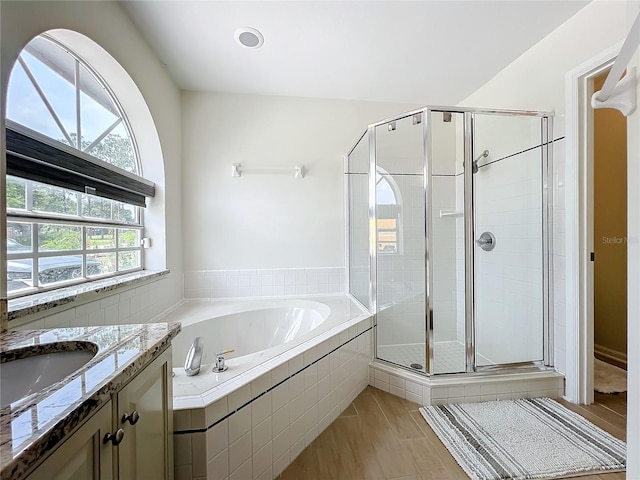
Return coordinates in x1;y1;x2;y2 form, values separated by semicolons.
213;349;235;373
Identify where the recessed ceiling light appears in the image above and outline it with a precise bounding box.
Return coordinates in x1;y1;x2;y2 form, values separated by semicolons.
234;27;264;49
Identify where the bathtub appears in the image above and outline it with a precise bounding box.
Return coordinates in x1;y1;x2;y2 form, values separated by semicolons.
170;295;372;408
171;299;330;370
167;295;374;478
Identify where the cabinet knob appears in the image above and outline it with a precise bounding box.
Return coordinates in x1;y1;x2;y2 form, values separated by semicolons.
104;428;125;446
122;410;140;425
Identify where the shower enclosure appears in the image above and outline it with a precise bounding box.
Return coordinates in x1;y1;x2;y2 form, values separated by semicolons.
346;107;553;376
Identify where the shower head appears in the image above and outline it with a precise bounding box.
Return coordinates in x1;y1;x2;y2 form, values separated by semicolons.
471;150;489;174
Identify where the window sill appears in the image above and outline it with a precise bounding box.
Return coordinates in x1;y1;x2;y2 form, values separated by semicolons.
8;270;170;322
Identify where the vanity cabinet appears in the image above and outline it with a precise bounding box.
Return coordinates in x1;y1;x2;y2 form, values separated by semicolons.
26;401;114;480
115;347;173;479
25;347;173;480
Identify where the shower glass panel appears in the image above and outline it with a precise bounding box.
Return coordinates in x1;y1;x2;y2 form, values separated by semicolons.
472;113;546;367
347;131;371;309
428;111;466;374
346;106;552;377
375;114;426;372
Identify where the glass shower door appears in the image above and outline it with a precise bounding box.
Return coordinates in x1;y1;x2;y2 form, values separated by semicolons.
471;113;547;367
374;113;426;372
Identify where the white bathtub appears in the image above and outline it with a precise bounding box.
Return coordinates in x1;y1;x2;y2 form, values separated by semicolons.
169;295;371;409
171;299;330;371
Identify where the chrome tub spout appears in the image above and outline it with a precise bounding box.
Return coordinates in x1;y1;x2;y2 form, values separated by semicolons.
184;337;205;376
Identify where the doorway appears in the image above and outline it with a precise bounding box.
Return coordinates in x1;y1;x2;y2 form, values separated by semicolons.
592;71;628;400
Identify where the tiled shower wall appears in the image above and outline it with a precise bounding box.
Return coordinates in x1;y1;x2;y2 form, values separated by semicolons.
183;268;346;299
430;175;458;342
472;147;544;364
376;174;426;347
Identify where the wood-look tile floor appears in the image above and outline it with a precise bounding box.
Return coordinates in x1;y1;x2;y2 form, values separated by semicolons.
279;387;627;480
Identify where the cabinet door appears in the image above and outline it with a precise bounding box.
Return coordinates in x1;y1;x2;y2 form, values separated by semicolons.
116;348;172;480
27;401;114;480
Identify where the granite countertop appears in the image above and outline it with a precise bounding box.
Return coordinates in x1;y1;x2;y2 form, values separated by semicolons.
0;322;181;480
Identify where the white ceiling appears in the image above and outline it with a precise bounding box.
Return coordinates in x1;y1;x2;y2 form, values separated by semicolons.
121;1;589;105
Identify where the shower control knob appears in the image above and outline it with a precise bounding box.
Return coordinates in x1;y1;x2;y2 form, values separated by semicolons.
476;232;496;251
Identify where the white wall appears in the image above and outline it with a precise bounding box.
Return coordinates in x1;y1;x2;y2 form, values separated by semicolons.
460;0;630;383
1;1;183;327
460;0;630;113
626;32;640;473
460;0;639;475
181;91;418;272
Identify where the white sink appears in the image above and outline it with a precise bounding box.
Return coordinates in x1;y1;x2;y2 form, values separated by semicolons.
1;346;97;407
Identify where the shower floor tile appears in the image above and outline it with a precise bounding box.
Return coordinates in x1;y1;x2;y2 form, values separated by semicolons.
377;341;491;374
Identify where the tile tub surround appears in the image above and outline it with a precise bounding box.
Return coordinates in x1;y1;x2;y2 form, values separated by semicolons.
0;322;181;480
183;267;345;299
171;295;370;406
7;269;170;322
369;361;565;407
172;317;373;480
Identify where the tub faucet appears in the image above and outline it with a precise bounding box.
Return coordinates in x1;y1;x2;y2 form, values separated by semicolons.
213;349;235;373
184;337;205;376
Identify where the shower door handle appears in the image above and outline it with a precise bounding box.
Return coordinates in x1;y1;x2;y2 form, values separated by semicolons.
476;232;496;251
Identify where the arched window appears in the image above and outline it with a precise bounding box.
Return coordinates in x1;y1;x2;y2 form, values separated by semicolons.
376;168;402;254
5;33;154;296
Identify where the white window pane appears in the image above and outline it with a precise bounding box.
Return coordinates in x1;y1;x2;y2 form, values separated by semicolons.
86;122;137;173
87;227;116;250
32;183;79;215
38;255;84;284
6;177;26;210
81;195;114;221
38;224;82;252
7;222;33;291
79;62;120;150
88;252;116;276
7;223;32;253
118;229;140;248
20;50;77;145
114;201;138;224
118;251;140;271
6;61;63;139
7;257;33;292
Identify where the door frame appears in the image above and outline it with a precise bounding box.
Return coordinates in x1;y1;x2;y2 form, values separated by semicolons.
564;42;623;404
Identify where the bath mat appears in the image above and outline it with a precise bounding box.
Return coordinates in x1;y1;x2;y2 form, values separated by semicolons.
594;358;627;394
420;397;626;480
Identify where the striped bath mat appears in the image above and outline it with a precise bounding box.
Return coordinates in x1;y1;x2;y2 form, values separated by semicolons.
420;398;626;480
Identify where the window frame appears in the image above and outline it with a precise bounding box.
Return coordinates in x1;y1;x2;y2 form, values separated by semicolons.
5;33;152;299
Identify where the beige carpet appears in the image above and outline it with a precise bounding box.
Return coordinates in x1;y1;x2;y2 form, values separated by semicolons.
594;358;627;394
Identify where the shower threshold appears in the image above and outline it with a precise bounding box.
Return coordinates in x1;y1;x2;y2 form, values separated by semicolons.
377;340;493;374
369;353;563;407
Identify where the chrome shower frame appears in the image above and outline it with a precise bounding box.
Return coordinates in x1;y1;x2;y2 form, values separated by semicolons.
345;105;554;376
